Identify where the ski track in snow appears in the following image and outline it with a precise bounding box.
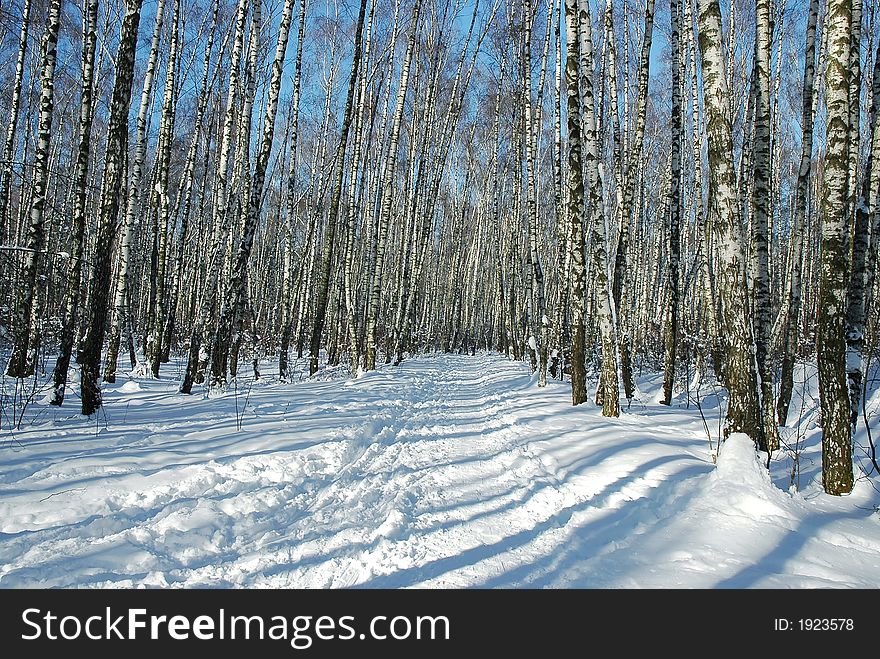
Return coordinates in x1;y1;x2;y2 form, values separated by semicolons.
1;354;878;588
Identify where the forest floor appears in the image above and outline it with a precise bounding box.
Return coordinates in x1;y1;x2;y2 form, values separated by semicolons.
1;353;879;588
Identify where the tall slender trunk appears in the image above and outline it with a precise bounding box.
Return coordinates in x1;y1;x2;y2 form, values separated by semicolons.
605;0;631;399
220;0;262;381
847;1;862;224
494;54;508;354
80;0;145;415
50;0;99;405
750;0;778;451
565;0;588;406
578;0;619;416
0;0;31;240
696;0;764;445
161;0;223;366
525;0;553;387
363;0;422;372
846;0;874;430
818;0;854;495
211;0;295;385
866;43;880;325
552;0;566;356
279;0;308;382
307;0;369;375
6;0;62;379
662;0;682;407
685;0;720;380
778;0;819;425
613;0;655;401
105;0;167;382
149;0;182;378
345;0;380;372
181;0;249;394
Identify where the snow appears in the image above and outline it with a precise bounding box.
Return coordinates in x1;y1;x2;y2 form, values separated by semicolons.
1;354;878;588
119;380;141;393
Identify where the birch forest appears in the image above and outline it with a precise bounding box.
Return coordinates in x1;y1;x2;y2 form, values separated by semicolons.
1;0;879;502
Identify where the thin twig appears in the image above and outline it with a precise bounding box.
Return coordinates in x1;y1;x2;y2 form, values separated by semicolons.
39;487;85;502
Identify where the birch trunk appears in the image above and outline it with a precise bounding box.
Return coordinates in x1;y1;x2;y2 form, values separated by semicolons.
696;0;763;445
6;0;62;378
662;0;681;407
778;0;819;425
50;0;99;405
161;0;223;366
279;0;308;381
552;0;566;358
342;0;376;374
525;0;553;387
307;0;369;375
363;0;422;372
846;0;875;430
613;0;654;401
866;40;880;325
579;0;619;416
847;1;862;224
104;0;167;382
212;0;294;385
818;0;854;495
565;0;588;406
0;0;31;241
149;0;182;378
751;0;778;451
80;0;145;415
181;0;249;394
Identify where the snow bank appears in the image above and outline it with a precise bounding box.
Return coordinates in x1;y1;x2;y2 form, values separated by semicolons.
119;381;141;393
708;433;795;521
716;434;770;487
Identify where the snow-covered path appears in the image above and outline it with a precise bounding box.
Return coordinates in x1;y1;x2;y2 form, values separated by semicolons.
1;355;878;587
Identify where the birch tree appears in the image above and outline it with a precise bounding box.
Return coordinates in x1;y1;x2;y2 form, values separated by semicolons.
777;0;819;426
80;0;145;416
750;0;778;451
845;0;876;430
818;0;854;495
149;0;182;378
578;0;619;416
696;0;763;445
565;0;587;406
662;0;682;407
181;0;249;394
613;0;654;402
6;0;62;379
363;0;422;372
104;0;167;382
279;0;308;382
161;0;224;367
308;0;369;376
0;0;31;240
50;0;100;405
211;0;296;385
